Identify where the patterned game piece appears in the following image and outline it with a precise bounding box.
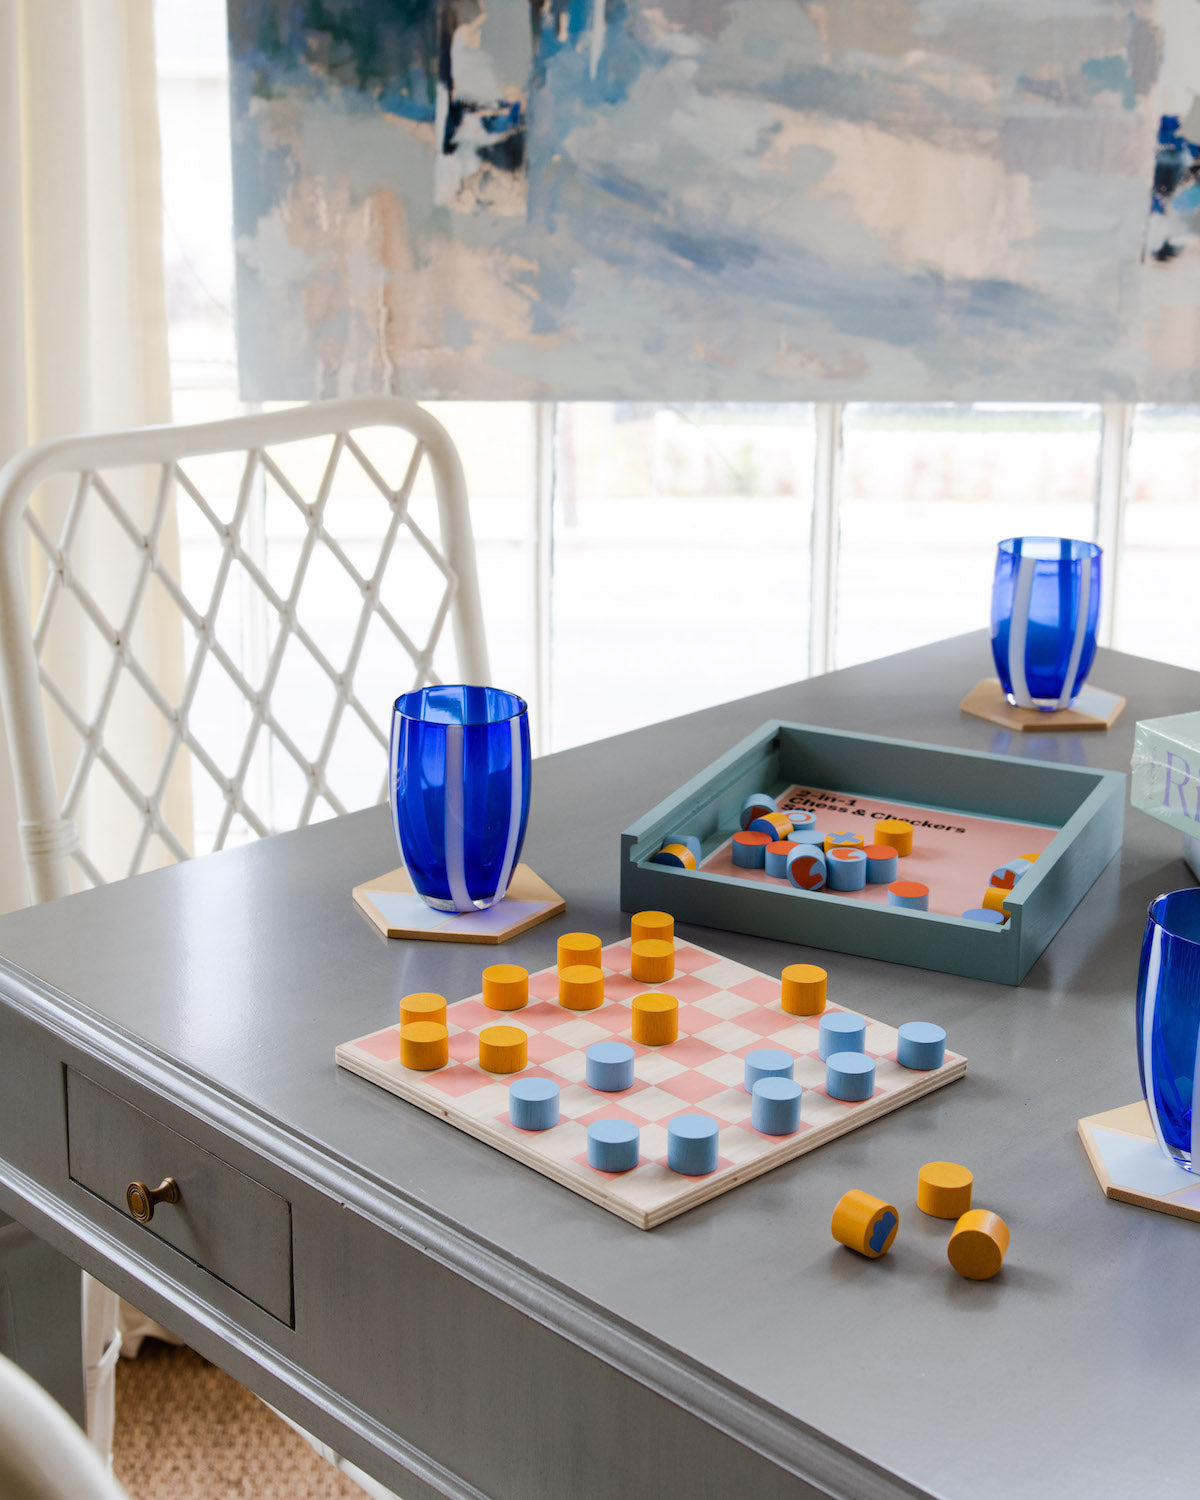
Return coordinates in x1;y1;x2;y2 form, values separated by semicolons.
826;846;867;891
874;818;914;857
479;1025;527;1074
651;842;698;869
823;830;865;853
831;1189;899;1258
990;857;1032;890
786;847;826;890
586;1041;636;1092
631;938;674;983
482;965;529;1011
559;964;605;1010
818;1011;866;1059
948;1209;1009;1280
667;1114;719;1175
787;809;818;834
336;938;969;1231
631;991;678;1045
888;880;929;911
863;844;898;884
740;792;777;829
764;840;797;878
558;932;602;970
962;907;1005;925
743;1048;793;1094
588;1119;640;1172
781;962;826;1015
400;1021;449;1071
749;811;794;841
400;992;447;1027
917;1161;973;1219
631;910;674;944
509;1077;560;1131
897;1021;947;1070
826;1052;875;1101
732;831;771;869
751;1077;803;1135
668;834;702;862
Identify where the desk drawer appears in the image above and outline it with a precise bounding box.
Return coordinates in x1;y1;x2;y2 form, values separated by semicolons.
66;1069;293;1325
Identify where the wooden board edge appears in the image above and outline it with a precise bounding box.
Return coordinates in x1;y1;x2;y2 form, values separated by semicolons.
349;885;567;944
335;1043;965;1231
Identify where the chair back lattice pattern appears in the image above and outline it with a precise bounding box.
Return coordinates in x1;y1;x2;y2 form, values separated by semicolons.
0;398;490;903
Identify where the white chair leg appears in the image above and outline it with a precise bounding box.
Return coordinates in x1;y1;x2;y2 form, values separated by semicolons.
81;1273;121;1465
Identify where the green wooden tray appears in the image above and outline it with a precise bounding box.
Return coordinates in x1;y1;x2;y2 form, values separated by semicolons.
620;722;1125;985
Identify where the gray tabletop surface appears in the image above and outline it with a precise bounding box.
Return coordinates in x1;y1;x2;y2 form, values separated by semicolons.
1;630;1196;1500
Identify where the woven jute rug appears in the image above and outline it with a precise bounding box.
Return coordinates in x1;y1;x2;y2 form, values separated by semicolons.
114;1341;365;1499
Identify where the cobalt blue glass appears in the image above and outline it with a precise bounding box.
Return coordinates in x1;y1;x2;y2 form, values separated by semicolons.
990;537;1102;710
1136;889;1200;1172
390;686;531;913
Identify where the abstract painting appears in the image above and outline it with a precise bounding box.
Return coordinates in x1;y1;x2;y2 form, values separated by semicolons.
228;0;1200;401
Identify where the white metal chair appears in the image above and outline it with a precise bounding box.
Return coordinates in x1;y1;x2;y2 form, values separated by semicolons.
0;396;491;1474
0;1351;128;1500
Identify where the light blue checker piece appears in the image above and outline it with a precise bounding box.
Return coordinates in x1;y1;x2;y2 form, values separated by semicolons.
585;1041;636;1092
743;1047;794;1094
740;792;777;830
751;1077;803;1135
787;824;825;845
508;1077;560;1131
826;1051;876;1101
764;842;795;878
818;1011;866;1060
587;1119;640;1172
826;847;867;891
962;906;1005;925
667;1114;720;1175
864;847;898;884
896;1021;947;1071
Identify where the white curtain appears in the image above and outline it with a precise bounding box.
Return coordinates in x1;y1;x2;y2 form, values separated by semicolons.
0;0;185;1460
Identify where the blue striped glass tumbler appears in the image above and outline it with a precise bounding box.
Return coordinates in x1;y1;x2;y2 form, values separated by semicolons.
1136;889;1200;1172
990;537;1101;710
390;686;531;913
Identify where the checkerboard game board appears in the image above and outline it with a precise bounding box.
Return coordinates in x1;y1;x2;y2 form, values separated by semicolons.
336;940;967;1229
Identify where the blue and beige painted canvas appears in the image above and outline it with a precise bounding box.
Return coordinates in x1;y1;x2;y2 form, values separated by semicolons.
228;0;1200;400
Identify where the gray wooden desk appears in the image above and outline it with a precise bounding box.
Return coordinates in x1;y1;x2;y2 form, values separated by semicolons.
0;632;1194;1500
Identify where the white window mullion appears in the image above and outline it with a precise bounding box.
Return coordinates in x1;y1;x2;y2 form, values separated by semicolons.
810;402;842;677
531;401;555;756
1095;401;1134;649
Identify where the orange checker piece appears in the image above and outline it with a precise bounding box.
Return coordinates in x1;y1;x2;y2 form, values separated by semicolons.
631;992;679;1046
917;1161;974;1220
874;819;914;857
559;964;605;1010
399;1021;449;1071
482;963;529;1011
781;963;827;1016
631;938;675;983
478;1025;528;1074
631;910;674;945
980;887;1010;918
947;1209;1009;1281
400;991;447;1028
558;932;602;970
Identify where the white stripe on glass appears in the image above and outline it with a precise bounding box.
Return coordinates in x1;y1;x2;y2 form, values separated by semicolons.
1006;551;1037;707
1140;932;1172;1162
1053;554;1091;710
389;720;403;864
443;722;473;911
490;717;525;905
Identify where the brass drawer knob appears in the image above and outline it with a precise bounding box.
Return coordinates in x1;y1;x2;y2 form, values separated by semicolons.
126;1176;179;1223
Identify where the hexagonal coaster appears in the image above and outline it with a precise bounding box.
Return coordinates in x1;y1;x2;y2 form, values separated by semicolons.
960;677;1124;732
1078;1100;1200;1223
353;863;565;943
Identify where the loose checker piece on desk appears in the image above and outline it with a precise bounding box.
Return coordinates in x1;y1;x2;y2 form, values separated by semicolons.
336;921;967;1230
